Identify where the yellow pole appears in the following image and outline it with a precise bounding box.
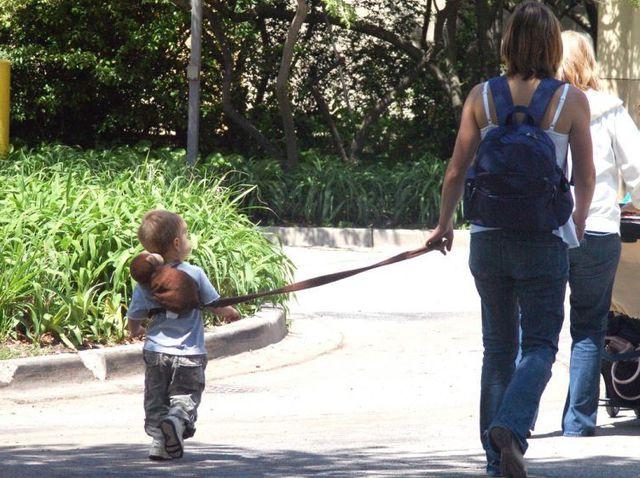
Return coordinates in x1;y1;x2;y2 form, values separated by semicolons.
0;60;9;156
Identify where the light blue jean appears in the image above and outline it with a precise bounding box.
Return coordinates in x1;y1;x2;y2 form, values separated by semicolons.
469;230;568;476
562;233;621;436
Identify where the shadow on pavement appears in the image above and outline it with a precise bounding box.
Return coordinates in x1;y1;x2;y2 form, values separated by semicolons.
1;444;639;477
532;417;640;439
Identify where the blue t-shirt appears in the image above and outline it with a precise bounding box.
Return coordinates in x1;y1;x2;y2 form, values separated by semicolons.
126;261;220;356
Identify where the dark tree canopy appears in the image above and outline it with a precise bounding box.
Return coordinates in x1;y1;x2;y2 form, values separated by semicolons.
0;0;597;163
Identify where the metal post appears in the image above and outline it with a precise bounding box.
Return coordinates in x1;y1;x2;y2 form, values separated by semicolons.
0;60;10;157
186;0;202;166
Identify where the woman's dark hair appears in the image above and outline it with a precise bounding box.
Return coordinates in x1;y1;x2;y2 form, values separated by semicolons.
501;1;563;79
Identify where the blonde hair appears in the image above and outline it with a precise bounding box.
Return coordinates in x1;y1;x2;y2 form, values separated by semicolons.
137;209;184;255
501;1;563;80
560;30;599;91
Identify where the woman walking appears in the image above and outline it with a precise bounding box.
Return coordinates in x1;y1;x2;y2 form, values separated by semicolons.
426;3;595;477
560;30;640;437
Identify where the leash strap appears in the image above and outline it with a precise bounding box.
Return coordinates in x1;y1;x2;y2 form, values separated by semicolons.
209;244;439;308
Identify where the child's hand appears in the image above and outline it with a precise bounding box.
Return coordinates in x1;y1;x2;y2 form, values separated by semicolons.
221;306;241;323
209;305;241;323
128;320;146;338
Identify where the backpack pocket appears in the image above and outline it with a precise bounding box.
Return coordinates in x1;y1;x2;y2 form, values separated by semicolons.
465;172;573;231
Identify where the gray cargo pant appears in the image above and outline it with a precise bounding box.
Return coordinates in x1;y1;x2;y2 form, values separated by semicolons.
143;350;207;440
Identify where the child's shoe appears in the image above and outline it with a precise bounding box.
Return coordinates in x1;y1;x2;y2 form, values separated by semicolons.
160;416;185;458
148;437;172;461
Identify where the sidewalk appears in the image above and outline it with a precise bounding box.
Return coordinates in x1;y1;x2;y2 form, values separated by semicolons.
0;307;286;389
2;230;639;478
278;241;640;478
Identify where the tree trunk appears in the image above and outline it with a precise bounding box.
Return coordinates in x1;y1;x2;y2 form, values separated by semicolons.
309;83;350;163
276;0;309;169
349;50;433;161
207;7;281;158
429;0;464;121
252;18;272;113
172;0;281;157
322;5;352;114
427;62;463;120
475;0;503;80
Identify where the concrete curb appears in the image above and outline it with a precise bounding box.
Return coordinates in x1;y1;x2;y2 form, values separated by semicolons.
261;226;471;249
0;307;286;390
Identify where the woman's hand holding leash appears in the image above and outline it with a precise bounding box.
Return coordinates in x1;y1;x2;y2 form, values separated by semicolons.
425;223;453;255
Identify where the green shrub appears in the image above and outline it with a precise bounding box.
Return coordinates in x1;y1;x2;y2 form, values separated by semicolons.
0;1;192;147
0;144;457;347
0;145;294;348
0;0;460;160
200;151;457;228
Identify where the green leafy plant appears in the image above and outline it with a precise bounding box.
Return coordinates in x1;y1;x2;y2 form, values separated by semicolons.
0;145;294;348
202;150;453;228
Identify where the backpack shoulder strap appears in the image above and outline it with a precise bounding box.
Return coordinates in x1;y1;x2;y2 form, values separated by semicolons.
488;76;513;125
527;78;564;126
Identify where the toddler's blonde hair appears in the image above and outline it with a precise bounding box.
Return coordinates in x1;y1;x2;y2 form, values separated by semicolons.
137;209;184;255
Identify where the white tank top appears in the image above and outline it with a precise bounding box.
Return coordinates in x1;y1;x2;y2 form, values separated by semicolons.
470;81;579;248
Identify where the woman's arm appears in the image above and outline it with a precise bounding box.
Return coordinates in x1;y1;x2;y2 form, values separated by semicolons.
426;84;482;252
568;87;595;240
612;106;640;208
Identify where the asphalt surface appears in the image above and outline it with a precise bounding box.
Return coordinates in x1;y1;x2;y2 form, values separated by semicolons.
2;244;639;477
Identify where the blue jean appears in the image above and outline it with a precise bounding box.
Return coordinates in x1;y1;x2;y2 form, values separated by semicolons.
469;230;568;475
562;233;621;436
516;323;539;431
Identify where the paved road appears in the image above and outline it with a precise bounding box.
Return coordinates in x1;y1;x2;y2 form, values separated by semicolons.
2;245;639;477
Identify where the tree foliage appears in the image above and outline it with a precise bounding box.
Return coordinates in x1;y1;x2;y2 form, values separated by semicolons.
1;0;192;147
0;0;597;162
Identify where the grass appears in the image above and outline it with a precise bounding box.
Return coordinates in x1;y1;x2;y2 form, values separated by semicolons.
0;144;456;354
0;145;294;351
200;150;458;228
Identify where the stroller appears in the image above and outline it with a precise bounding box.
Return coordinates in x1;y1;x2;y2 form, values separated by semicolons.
600;211;640;418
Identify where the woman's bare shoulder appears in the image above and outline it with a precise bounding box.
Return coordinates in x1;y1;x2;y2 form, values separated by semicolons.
564;85;590;113
466;82;489;125
546;84;589;132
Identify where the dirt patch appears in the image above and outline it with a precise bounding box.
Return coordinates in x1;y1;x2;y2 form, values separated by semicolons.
0;338;69;360
0;334;146;360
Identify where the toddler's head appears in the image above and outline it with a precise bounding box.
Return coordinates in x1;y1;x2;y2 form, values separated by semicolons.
137;209;191;262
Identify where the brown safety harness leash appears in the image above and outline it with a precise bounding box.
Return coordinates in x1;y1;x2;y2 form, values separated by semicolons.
209;242;442;308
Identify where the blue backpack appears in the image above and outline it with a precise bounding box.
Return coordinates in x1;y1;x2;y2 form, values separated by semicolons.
463;76;573;231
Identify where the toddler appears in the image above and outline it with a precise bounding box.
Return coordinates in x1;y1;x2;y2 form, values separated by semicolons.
127;209;240;460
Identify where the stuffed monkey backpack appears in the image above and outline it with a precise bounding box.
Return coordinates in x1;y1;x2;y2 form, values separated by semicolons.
130;252;201;314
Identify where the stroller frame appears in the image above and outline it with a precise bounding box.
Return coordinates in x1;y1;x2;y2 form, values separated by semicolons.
600;346;640;418
599;215;640;418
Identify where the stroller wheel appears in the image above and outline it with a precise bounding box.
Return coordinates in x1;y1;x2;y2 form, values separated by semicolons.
606;405;620;418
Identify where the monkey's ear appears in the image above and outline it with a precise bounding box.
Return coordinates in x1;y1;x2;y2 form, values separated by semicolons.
146;253;164;267
130;253;156;284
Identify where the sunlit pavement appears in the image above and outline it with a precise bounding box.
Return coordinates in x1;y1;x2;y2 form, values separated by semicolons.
2;245;639;477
